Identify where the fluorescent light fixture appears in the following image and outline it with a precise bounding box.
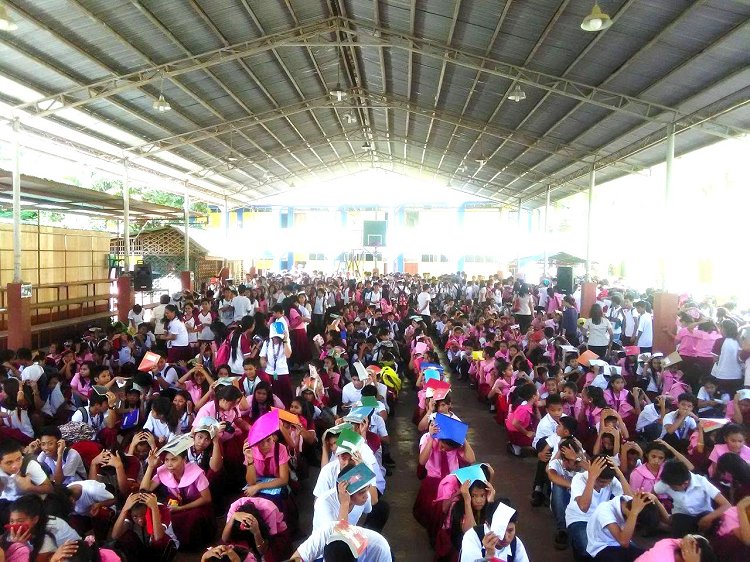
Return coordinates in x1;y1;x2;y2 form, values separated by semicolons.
581;2;612;32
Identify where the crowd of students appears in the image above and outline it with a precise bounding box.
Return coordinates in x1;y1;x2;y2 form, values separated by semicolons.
411;277;749;562
0;270;748;562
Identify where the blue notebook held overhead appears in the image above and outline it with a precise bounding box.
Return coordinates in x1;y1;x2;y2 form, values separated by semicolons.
434;413;469;445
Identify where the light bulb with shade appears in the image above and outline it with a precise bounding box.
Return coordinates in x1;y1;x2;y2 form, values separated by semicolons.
587;18;602;30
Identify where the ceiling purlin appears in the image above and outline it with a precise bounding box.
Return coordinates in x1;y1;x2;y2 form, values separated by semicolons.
499;9;750;201
403;0;418;162
113;0;304;187
452;0;571;197
477;0;639;195
5;0;256;192
181;0;330;182
13;14;338;117
238;0;345;164
66;0;264;187
343;18;746;138
200;126;541;188
281;0;358;158
372;0;393;158
127;95;338;157
519;81;750;206
122;89;602;183
328;0;375;156
418;0;462;172
432;1;513;179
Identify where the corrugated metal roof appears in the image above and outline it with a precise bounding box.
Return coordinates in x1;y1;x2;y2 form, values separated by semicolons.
0;0;747;209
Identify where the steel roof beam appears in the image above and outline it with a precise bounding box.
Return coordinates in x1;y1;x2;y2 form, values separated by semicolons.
519;83;750;205
474;0;638;192
372;0;393;159
280;0;357;158
14;17;340;117
18;13;745;140
418;0;462;172
341;17;748;139
1;3;255;197
128;96;344;156
215;128;536;204
130;1;302;186
330;0;377;159
63;0;265;187
235;1;344;164
497;15;750;199
486;0;710;196
403;0;417;162
451;0;571;193
432;1;513;179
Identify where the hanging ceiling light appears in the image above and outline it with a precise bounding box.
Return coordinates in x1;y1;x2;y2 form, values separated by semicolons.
0;2;18;32
152;72;171;112
362;141;373;151
152;94;171;112
507;84;526;102
581;2;612;32
329;56;348;102
330;84;347;102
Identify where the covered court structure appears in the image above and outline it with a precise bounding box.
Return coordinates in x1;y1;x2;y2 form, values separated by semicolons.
0;3;749;561
0;0;748;350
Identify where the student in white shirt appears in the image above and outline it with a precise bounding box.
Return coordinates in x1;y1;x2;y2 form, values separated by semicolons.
547;438;586;548
290;521;392;562
653;459;730;536
660;394;699;446
634;301;653;352
459;501;529;562
341;370;366;408
128;304;145;331
232;286;253;322
586;492;668;560
566;456;632;562
66;479;115;516
143;397;177;445
0;440;53;502
35;426;86;485
312;468;373;531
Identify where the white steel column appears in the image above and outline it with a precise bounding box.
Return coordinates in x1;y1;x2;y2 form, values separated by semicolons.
183;185;190;271
12;118;22;283
543;185;551;278
123;159;130;273
586;163;595;281
223;197;229;268
516;197;522;276
663;123;675;291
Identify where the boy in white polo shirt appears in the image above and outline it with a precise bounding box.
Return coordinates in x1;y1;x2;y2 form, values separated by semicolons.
585;492;668;561
653;459;730;536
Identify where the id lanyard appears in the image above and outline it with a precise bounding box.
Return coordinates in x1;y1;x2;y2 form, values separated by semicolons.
269;341;283;380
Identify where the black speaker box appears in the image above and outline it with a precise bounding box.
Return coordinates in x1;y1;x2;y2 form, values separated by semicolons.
133;264;153;291
557;266;574;294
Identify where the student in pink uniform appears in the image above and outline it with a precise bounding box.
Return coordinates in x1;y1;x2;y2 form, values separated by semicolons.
707;423;750;477
140;437;215;550
711;495;750;562
634;534;717;562
629;440;694;494
505;383;539;453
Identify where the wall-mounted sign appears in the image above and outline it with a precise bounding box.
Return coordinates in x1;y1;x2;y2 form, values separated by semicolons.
21;283;32;298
